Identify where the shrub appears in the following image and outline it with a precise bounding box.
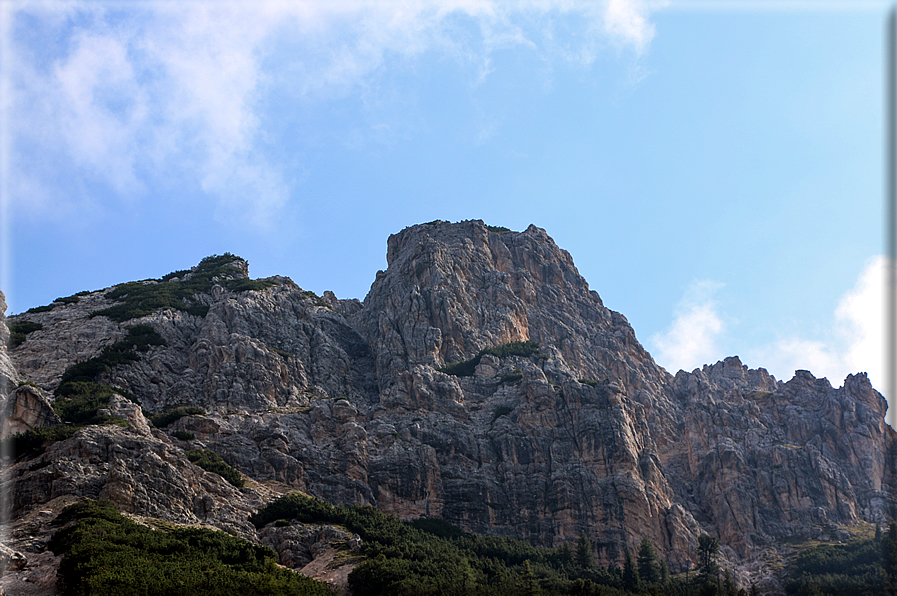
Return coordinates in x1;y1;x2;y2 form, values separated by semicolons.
6;320;42;347
0;426;79;460
151;406;206;428
52;382;122;425
8;320;42;335
171;430;195;441
53;324;164;425
499;371;523;384
48;500;335;596
91;253;276;322
186;449;244;487
439;341;540;377
24;304;55;314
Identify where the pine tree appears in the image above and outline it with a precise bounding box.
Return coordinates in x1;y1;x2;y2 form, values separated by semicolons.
559;543;573;566
698;535;720;577
637;538;660;585
622;549;640;592
749;584;761;596
522;559;541;596
883;523;897;595
724;569;735;595
576;532;594;570
660;559;669;585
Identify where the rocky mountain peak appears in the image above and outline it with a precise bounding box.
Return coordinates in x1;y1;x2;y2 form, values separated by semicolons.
2;221;895;594
360;219;667;394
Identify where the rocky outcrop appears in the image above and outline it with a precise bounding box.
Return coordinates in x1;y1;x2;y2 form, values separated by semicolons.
4;424;265;540
0;385;60;440
667;360;896;553
0;290;18;396
4;220;895;590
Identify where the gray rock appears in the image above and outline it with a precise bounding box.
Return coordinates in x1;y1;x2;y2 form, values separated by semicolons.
0;385;60;439
4;221;895;591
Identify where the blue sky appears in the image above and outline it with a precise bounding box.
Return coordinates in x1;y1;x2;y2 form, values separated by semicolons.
2;1;893;412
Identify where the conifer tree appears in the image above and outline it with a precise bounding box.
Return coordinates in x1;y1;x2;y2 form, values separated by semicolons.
724;569;735;595
698;534;720;577
576;532;593;570
637;537;660;584
559;543;573;566
883;522;897;594
622;549;640;592
522;559;541;596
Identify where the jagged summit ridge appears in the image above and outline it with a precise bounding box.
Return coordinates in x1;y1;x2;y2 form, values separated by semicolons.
3;220;895;593
359;220;669;394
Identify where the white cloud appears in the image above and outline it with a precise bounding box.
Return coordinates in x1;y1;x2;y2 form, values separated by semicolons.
4;0;663;227
747;256;890;398
650;280;726;373
651;259;893;419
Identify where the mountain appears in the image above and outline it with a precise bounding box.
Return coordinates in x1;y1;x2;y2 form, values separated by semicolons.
2;219;895;594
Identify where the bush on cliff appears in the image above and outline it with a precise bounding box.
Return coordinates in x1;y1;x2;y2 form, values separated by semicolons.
438;341;541;377
91;253;276;322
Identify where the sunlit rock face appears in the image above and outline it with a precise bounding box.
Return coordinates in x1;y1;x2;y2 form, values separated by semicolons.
4;220;896;588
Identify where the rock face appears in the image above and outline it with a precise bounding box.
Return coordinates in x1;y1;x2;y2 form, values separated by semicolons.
0;385;61;440
0;290;18;395
4;220;896;589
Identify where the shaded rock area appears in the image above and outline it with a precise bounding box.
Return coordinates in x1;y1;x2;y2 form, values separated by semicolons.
0;291;18;396
0;385;60;440
4;220;896;592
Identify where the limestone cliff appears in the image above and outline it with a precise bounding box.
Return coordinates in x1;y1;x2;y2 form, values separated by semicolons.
3;220;895;592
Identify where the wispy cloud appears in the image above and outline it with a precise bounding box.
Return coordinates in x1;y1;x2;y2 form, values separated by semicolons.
4;0;664;228
747;255;890;399
650;279;726;373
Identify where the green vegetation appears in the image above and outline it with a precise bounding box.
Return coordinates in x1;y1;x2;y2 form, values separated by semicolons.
486;225;513;234
21;290;92;315
636;538;660;585
91;253;276;322
249;492;724;596
52;324;166;427
171;430;195;441
782;523;893;595
6;319;42;347
578;379;599;387
57;324;165;393
3;324;167;460
24;304;56;314
1;425;80;460
697;535;719;577
52;382;131;427
499;371;523;385
150;406;206;428
301;290;332;309
439;341;541;377
186;448;244;488
48;500;335;596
